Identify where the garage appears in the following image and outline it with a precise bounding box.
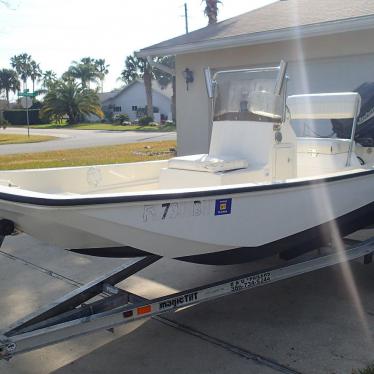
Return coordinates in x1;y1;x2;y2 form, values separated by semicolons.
137;0;374;155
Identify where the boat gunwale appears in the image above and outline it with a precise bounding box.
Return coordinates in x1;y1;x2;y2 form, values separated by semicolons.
0;167;371;207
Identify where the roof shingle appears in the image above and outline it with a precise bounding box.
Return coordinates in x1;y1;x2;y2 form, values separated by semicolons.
138;0;374;56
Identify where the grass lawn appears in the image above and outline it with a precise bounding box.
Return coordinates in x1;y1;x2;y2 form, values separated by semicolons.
0;140;176;170
28;122;176;132
0;134;56;145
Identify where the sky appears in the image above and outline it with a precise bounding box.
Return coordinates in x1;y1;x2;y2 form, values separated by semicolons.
0;0;276;93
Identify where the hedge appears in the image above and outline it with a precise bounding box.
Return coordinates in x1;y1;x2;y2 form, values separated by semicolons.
2;109;46;125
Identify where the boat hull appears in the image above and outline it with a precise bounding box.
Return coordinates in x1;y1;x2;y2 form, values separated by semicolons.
0;168;372;264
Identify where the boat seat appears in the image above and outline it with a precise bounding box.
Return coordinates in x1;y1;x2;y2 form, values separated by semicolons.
168;154;249;173
296;137;360;177
167;120;273;175
287;92;360;120
159;164;268;189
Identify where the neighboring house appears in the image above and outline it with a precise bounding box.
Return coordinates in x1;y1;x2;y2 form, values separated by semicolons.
137;0;374;155
100;79;172;122
0;99;24;110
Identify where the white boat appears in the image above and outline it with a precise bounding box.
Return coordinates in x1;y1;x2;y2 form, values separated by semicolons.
0;61;372;264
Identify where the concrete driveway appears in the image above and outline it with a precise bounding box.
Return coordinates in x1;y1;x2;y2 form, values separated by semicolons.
0;127;176;154
0;228;373;373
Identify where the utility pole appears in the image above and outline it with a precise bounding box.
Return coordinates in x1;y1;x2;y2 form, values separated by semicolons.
184;3;189;34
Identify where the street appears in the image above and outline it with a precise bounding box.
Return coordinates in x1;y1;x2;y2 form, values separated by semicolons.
0;127;176;154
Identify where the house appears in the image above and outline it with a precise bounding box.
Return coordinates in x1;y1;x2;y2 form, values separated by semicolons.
137;0;374;155
100;79;172;122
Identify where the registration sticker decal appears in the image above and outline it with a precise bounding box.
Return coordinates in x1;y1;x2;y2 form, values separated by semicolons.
214;198;232;216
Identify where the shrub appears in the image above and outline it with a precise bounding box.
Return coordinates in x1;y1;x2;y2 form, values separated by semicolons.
138;116;153;126
3;109;47;125
103;110;113;123
352;365;374;374
136;106;159;117
0;116;10;129
113;113;130;125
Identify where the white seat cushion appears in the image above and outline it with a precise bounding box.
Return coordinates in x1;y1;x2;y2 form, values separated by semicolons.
287;92;360;120
168;154;249;173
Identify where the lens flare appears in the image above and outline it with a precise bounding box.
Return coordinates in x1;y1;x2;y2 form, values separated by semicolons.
289;2;373;345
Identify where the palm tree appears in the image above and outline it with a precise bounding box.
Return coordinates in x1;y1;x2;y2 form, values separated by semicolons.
41;80;103;124
67;58;100;88
29;60;42;92
204;0;222;25
0;68;20;107
10;53;32;90
41;70;57;89
95;58;110;93
120;54;153;118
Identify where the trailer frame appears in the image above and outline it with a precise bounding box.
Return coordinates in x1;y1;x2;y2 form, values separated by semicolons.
1;236;374;361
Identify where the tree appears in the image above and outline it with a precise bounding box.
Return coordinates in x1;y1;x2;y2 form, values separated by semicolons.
153;56;176;121
41;70;57;89
0;69;20;107
153;56;174;87
95;58;110;93
10;53;32;89
29;60;42;92
67;57;100;88
120;54;153;118
80;57;96;65
40;80;104;124
204;0;222;25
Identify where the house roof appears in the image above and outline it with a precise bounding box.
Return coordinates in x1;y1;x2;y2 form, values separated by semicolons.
101;79;171;104
98;91;118;102
137;0;374;57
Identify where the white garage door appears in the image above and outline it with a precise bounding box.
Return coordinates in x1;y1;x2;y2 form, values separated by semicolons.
287;53;374;95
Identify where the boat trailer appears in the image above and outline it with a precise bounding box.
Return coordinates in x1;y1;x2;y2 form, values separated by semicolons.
1;236;374;361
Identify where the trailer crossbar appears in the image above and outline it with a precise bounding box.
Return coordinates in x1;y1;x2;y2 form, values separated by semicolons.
1;237;374;360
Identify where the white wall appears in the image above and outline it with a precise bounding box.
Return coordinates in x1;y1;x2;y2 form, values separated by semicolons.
175;28;374;155
106;82;171;121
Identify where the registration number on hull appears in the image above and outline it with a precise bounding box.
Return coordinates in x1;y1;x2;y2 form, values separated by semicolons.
143;198;233;222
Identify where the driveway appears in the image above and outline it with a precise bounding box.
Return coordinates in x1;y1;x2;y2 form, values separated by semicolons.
0;127;176;154
0;227;373;373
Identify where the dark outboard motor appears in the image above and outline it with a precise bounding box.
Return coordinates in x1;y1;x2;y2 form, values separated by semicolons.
332;82;374;146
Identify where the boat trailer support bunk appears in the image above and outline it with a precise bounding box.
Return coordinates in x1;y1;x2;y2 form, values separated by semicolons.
1;237;374;360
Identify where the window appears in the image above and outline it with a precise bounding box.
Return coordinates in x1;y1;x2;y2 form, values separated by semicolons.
132;105;137;111
113;106;122;112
